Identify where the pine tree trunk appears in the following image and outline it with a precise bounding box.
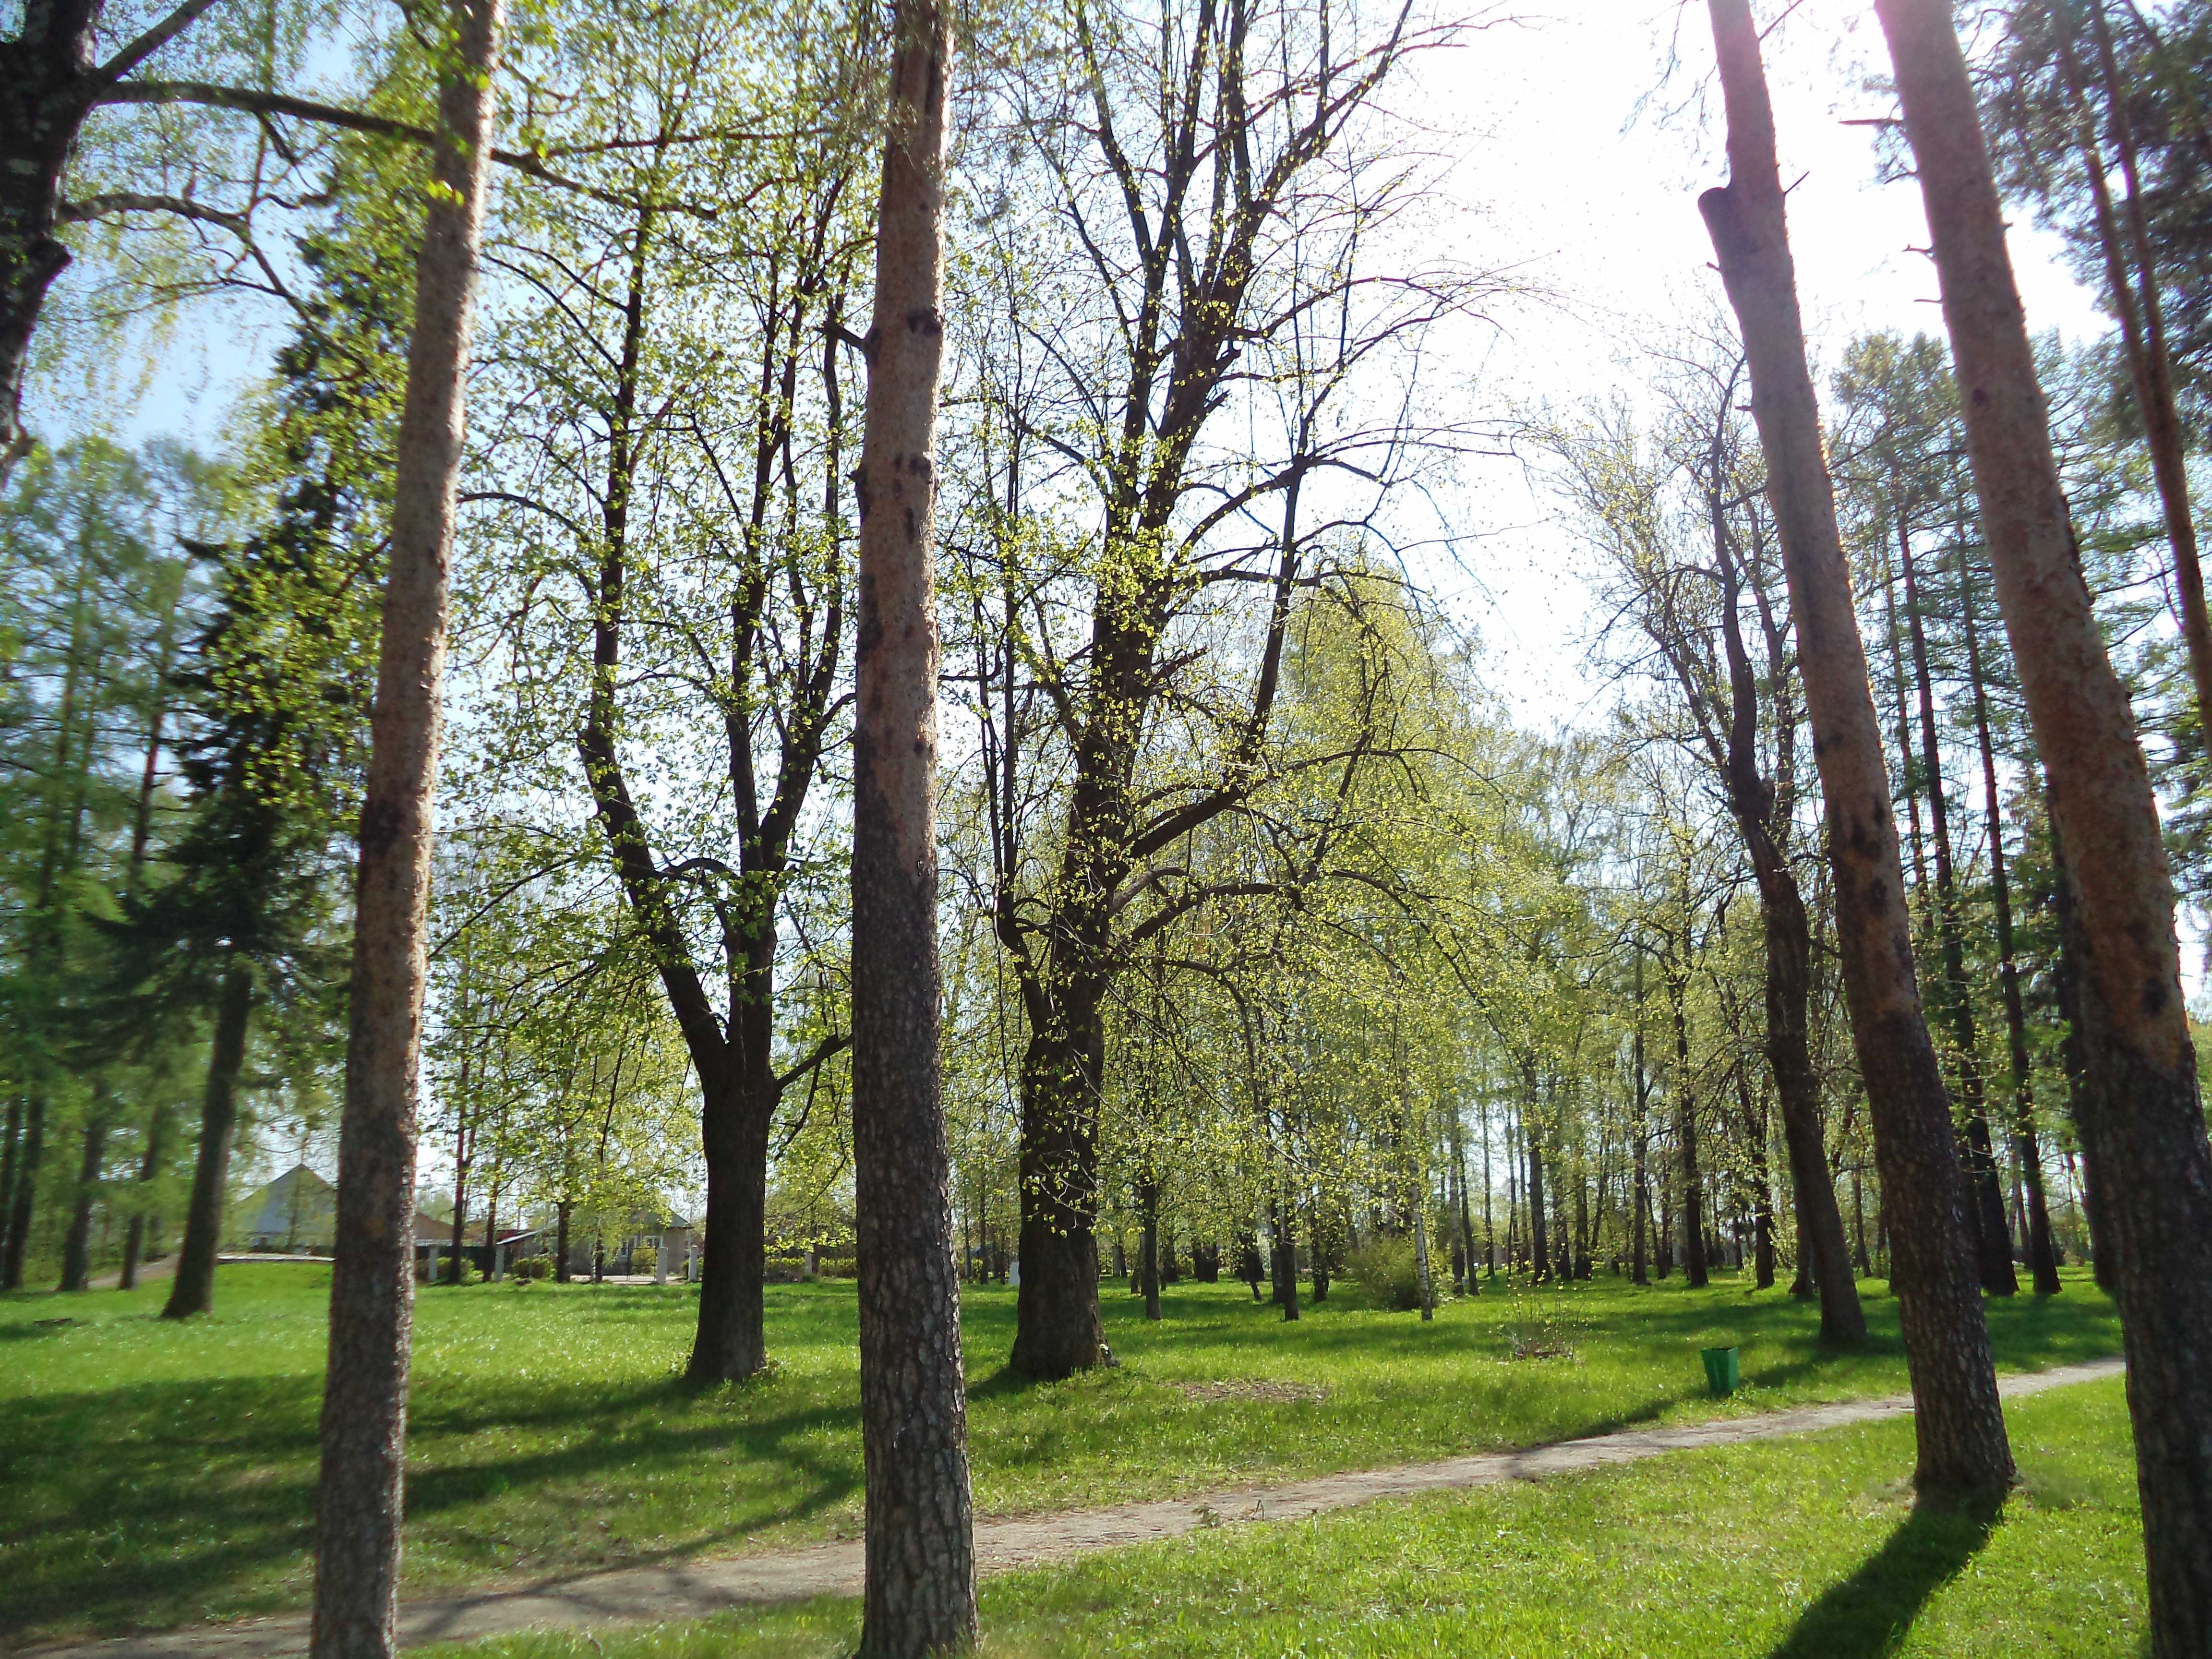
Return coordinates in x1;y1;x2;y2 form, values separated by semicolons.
1876;0;2212;1628
1701;0;2012;1491
849;3;974;1648
2061;5;2212;728
310;0;501;1649
162;965;253;1319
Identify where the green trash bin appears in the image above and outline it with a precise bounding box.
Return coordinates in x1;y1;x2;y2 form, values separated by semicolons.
1701;1345;1741;1396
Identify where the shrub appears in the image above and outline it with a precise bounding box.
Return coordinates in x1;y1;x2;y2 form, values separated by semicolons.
630;1246;658;1277
1500;1282;1587;1360
507;1256;548;1282
1344;1237;1425;1312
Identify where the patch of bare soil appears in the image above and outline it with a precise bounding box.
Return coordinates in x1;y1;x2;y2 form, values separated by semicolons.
1170;1379;1328;1404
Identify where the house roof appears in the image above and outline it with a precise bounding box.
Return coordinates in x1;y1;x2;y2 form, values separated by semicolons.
238;1165;336;1238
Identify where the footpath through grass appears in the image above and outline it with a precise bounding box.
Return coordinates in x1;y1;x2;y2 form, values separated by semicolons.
0;1262;2124;1648
425;1377;2147;1659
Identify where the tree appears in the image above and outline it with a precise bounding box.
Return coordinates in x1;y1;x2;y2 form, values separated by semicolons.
951;0;1479;1378
1698;0;2012;1490
1875;0;2212;1635
1545;350;1866;1343
311;0;502;1650
849;0;974;1650
455;0;875;1381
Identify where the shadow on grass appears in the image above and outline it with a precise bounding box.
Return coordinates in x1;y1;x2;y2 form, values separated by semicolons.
967;1365;1053;1404
0;1369;863;1646
1766;1491;2002;1659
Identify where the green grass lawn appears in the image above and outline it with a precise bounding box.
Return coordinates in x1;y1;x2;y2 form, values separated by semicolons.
423;1377;2147;1659
0;1262;2126;1649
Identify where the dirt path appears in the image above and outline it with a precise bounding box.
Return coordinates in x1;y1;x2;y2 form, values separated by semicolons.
23;1355;2125;1659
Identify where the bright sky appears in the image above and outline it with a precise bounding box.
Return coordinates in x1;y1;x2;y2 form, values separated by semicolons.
67;0;2111;732
1411;0;2107;725
54;0;2151;1190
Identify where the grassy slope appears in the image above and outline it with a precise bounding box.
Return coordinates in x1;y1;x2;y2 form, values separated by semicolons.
0;1262;2124;1647
424;1378;2147;1659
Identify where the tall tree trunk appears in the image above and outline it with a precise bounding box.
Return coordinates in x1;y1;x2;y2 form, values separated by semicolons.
1272;1188;1301;1321
1701;0;2013;1490
1667;962;1710;1289
1;1092;46;1289
0;0;101;470
1740;1070;1778;1290
2058;6;2212;731
1138;1173;1161;1322
57;1087;111;1292
1877;0;2212;1623
161;965;253;1319
119;1098;168;1291
554;1200;572;1284
1958;540;2061;1295
1711;481;1866;1339
1527;1129;1550;1281
0;1094;21;1274
850;2;974;1648
1011;1023;1106;1375
1633;953;1651;1286
310;0;500;1649
1899;529;2017;1296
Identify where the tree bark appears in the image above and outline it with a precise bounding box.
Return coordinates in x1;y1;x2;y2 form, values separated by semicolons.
1739;1069;1778;1290
1633;953;1651;1286
850;2;974;1649
1665;959;1710;1289
1527;1130;1550;1281
161;964;253;1319
1701;0;2013;1491
57;1088;111;1292
2059;6;2212;731
0;1091;45;1289
1010;1021;1107;1373
0;0;104;469
1271;1189;1301;1321
0;1094;21;1274
311;0;500;1650
1137;1172;1162;1321
1710;483;1865;1340
119;1096;169;1291
1898;526;2017;1295
1876;0;2212;1627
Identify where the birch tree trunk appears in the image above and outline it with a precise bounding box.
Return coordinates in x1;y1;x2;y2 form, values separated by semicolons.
850;1;974;1650
1699;0;2012;1490
1875;0;2212;1635
310;0;501;1650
